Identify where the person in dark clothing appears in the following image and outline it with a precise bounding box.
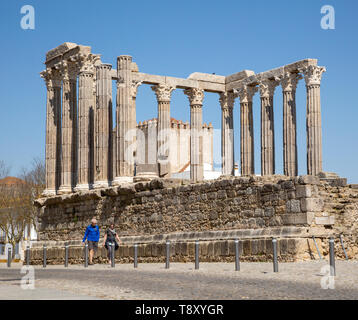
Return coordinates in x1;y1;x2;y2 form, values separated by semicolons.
102;223;121;265
82;218;100;265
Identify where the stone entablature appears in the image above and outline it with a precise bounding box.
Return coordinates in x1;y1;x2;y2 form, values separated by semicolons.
40;42;327;196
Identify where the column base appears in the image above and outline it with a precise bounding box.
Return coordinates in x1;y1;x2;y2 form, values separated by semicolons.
57;185;73;195
93;181;111;189
41;188;57;197
74;183;92;192
112;176;134;185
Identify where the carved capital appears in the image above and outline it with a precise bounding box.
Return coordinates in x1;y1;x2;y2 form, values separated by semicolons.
151;84;176;102
73;53;101;75
280;72;302;92
258;79;279;98
300;65;326;87
234;85;257;103
184;88;204;105
131;80;143;98
40;68;62;88
219;91;236;111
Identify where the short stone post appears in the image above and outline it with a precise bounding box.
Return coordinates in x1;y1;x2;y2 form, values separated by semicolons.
64;242;69;267
235;239;240;271
110;243;115;268
165;240;170;269
134;244;138;268
26;245;30;266
329;237;336;276
272;238;278;273
43;244;47;268
84;242;88;268
7;247;12;268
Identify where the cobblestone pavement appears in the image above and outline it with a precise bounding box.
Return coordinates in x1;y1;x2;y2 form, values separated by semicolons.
0;261;357;300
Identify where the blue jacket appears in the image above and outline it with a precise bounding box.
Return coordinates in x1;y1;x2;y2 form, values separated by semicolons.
82;225;100;242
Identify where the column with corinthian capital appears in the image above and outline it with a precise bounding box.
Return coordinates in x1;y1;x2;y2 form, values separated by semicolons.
281;72;301;177
302;65;326;176
152;84;175;177
184;88;204;182
236;85;257;176
219;91;236;176
58;61;78;194
113;55;135;184
93;63;112;188
41;68;62;196
259;79;279;176
74;58;95;192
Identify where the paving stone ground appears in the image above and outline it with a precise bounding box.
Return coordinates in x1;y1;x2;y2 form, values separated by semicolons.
0;261;357;300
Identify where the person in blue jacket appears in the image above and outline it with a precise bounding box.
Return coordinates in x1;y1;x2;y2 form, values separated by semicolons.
82;218;100;265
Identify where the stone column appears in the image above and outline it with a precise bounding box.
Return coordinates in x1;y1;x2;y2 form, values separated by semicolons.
75;60;95;192
184;88;204;182
58;61;78;194
236;85;257;176
113;55;135;184
94;64;112;188
258;79;279;176
281;72;301;177
302;65;326;176
219;91;235;176
152;84;175;177
41;69;62;196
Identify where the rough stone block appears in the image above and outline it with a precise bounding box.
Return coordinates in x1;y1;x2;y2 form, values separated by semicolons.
301;198;324;212
315;216;335;225
286;199;301;213
298;175;320;185
296;185;312;198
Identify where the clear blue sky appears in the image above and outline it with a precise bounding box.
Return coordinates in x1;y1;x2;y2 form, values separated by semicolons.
0;0;357;182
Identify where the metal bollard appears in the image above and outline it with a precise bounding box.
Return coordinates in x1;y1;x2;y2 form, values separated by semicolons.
134;244;138;268
7;247;12;268
165;240;170;269
84;242;88;268
235;239;240;271
111;242;115;268
26;245;30;266
339;234;349;261
195;240;199;270
272;238;278;273
43;244;47;268
329;237;336;276
64;242;69;267
312;236;323;260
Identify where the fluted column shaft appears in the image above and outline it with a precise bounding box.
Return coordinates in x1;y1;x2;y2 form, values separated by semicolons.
42;70;62;195
259;80;278;176
219;92;235;176
303;65;326;176
237;85;257;176
59;62;78;193
76;70;94;190
184;88;204;182
281;73;300;176
94;64;112;188
114;55;135;183
240;101;254;176
152;84;175;177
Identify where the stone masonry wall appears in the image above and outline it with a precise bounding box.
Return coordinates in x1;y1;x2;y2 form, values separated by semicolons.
31;175;358;264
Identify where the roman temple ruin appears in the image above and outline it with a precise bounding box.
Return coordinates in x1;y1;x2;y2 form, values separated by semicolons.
40;42;325;195
32;42;358;264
